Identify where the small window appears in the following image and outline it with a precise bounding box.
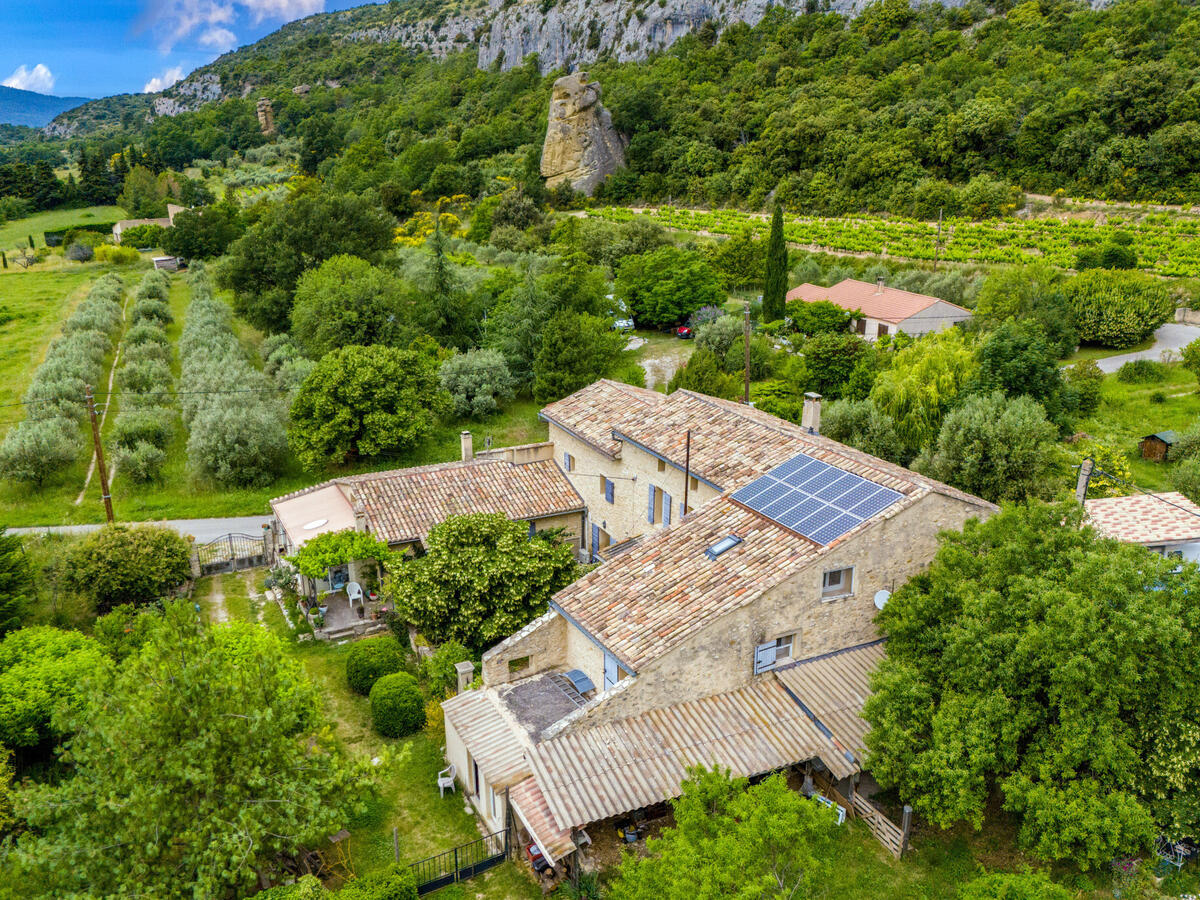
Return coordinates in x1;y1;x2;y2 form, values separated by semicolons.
822;567;854;599
657;459;666;472
662;490;672;526
705;535;742;559
753;634;795;674
508;655;530;673
563;452;575;472
648;485;658;524
855;318;867;335
605;478;615;503
690;476;699;491
877;324;889;336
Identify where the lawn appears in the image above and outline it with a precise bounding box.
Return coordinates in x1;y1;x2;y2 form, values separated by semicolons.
1065;337;1155;364
628;329;693;390
1076;363;1200;490
0;205;125;251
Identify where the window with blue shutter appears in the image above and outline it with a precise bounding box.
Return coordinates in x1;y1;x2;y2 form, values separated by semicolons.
753;641;778;674
528;521;536;538
563;452;573;472
604;478;614;503
647;485;656;523
662;491;672;526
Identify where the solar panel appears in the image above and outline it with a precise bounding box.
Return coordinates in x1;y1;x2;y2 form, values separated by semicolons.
731;451;904;545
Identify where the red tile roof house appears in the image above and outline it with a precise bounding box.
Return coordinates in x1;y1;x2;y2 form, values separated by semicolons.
441;382;996;875
787;278;972;339
1085;491;1200;562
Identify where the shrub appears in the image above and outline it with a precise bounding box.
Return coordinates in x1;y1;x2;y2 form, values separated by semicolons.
66;242;94;262
439;349;516;418
822;399;905;464
122;338;171;367
119;357;173;394
64;524;192;613
187;402;288;487
958;870;1072;900
116;440;166;483
131;298;173;326
1063;360;1104;415
1173;458;1200;504
1116;358;1166;383
113;406;175;450
423;640;472;699
118;224;166;247
696;315;742;359
0;419;77;486
369;672;425;738
93;244;140;265
1065;271;1173;348
346;635;406;696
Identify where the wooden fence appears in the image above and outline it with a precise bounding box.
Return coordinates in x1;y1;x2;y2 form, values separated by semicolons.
811;771;910;860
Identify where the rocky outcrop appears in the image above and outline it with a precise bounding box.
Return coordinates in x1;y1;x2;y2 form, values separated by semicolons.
540;73;626;195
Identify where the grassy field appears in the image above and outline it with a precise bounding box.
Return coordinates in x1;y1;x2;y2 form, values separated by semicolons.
1077;364;1200;490
0;205;124;251
1065;337;1156;364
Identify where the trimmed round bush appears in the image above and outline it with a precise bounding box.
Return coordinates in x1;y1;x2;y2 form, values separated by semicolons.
0;418;77;486
119;358;173;394
115;440;166;483
131;298;173;326
124;321;170;348
369;672;426;738
1116;358;1166;383
113;406;175;450
345;635;406;696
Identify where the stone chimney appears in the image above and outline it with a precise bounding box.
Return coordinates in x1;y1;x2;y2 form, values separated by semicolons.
802;392;822;434
460;430;473;462
454;660;476;694
353;499;368;533
875;277;885;293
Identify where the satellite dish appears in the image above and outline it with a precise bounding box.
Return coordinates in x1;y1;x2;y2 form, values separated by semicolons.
873;589;891;610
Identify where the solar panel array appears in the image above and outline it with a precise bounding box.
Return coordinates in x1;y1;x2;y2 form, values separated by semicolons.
730;452;904;545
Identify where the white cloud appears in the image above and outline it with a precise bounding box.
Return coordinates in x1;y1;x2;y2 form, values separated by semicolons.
144;0;325;52
2;63;56;94
199;26;238;49
144;65;185;93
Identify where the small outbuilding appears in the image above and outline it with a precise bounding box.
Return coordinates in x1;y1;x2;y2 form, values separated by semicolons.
1138;431;1179;462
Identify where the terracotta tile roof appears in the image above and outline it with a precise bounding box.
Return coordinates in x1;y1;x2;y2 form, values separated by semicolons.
271;458;583;548
527;677;853;830
774;641;886;767
441;688;533;790
510;776;576;863
785;279;968;324
1085;492;1200;545
552;492;918;672
539;379;665;457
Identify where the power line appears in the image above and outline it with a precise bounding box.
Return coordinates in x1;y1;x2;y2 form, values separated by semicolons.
1089;464;1200;522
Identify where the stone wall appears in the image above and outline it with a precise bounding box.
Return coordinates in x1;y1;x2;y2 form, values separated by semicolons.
482;611;569;686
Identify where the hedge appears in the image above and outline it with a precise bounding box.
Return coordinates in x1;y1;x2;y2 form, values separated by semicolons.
346;636;406;696
369;672;426;738
44;221;119;247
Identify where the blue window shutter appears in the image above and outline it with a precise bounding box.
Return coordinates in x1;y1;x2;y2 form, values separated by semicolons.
605;478;614;503
754;642;778;674
663;491;672;526
648;485;655;523
528;521;536;538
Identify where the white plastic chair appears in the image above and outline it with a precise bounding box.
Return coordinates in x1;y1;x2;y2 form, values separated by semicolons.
346;582;364;607
437;764;456;797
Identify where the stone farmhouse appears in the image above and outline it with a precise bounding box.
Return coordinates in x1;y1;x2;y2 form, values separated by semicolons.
1085;491;1200;562
112;203;185;244
786;278;972;339
441;381;996;871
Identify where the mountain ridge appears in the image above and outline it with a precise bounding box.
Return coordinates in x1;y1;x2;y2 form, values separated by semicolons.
0;85;91;127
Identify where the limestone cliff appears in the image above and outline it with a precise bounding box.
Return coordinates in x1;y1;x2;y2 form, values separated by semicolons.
540;73;626;195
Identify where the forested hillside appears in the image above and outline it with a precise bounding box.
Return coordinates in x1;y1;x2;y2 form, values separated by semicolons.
29;0;1200;214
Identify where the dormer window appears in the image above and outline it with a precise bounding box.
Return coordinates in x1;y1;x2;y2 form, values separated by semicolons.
705;535;742;560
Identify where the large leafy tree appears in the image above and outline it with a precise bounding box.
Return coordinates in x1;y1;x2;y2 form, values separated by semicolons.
391;513;579;651
864;502;1200;868
761;205;788;323
532;311;626;403
160;201;244;260
220;185;395;333
64;524;192;614
1064;270;1174;349
914;392;1057;503
291;254;414;358
14;605;374;898
0;626;107;749
609;767;837;900
615;247;725;329
971;320;1070;424
289;344;445;470
0;527;32;636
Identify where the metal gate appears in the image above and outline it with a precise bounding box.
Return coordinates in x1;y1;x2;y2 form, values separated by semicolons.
194;532;267;576
410;829;508;896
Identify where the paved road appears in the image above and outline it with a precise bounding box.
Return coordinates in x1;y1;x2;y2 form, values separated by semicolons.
1095;323;1200;373
9;515;273;543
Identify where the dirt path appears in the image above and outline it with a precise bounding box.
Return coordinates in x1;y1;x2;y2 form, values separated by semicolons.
74;288;129;506
204;576;230;624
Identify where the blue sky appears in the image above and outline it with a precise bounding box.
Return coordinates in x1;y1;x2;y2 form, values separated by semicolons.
3;0;373;99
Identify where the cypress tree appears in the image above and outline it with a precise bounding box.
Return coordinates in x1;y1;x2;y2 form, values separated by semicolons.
762;203;787;324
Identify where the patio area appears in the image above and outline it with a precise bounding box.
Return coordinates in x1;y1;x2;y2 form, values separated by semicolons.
303;589;391;639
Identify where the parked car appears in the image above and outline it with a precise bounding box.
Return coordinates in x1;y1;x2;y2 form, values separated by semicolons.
675;325;693;339
613;317;636;333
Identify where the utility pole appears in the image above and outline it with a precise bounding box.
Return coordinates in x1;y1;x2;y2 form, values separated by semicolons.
932;207;944;272
682;429;691;519
1075;457;1095;505
85;385;114;524
743;299;751;404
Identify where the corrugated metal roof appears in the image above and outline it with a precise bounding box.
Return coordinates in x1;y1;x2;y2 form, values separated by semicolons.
510;776;575;864
441;689;532;789
774;641;886;765
526;678;852;830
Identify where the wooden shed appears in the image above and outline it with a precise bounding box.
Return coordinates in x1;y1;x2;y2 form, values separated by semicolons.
1139;430;1179;462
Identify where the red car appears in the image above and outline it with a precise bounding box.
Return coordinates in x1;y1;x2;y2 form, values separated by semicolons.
675;325;693;339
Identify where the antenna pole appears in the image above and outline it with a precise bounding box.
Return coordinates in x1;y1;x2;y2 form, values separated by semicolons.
86;385;115;524
743;300;751;404
682;429;691;518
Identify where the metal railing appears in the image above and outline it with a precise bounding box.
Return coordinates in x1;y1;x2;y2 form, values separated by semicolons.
410;829;508;896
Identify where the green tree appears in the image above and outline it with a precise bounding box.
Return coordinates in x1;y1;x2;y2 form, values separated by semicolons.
0;527;32;637
485;275;554;390
609;767;837;900
958;871;1072;900
821;399;905;464
0;626;107;748
14;604;374;898
667;348;741;400
972;321;1072;426
616;247;726;329
291;254;413;358
802;332;870;399
865;502;1200;868
220;186;395;333
786;299;855;337
299;113;342;175
762;205;788;323
64;524;192;614
439;349;517;418
914;392;1057;503
533;311;625;404
391;513;579;651
289;345;444;470
160;202;243;259
1065;270;1174;349
117;165;165;218
1181;337;1200;389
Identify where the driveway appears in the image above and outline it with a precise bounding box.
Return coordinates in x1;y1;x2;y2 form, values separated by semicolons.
9;515;273;543
1095;323;1200;373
